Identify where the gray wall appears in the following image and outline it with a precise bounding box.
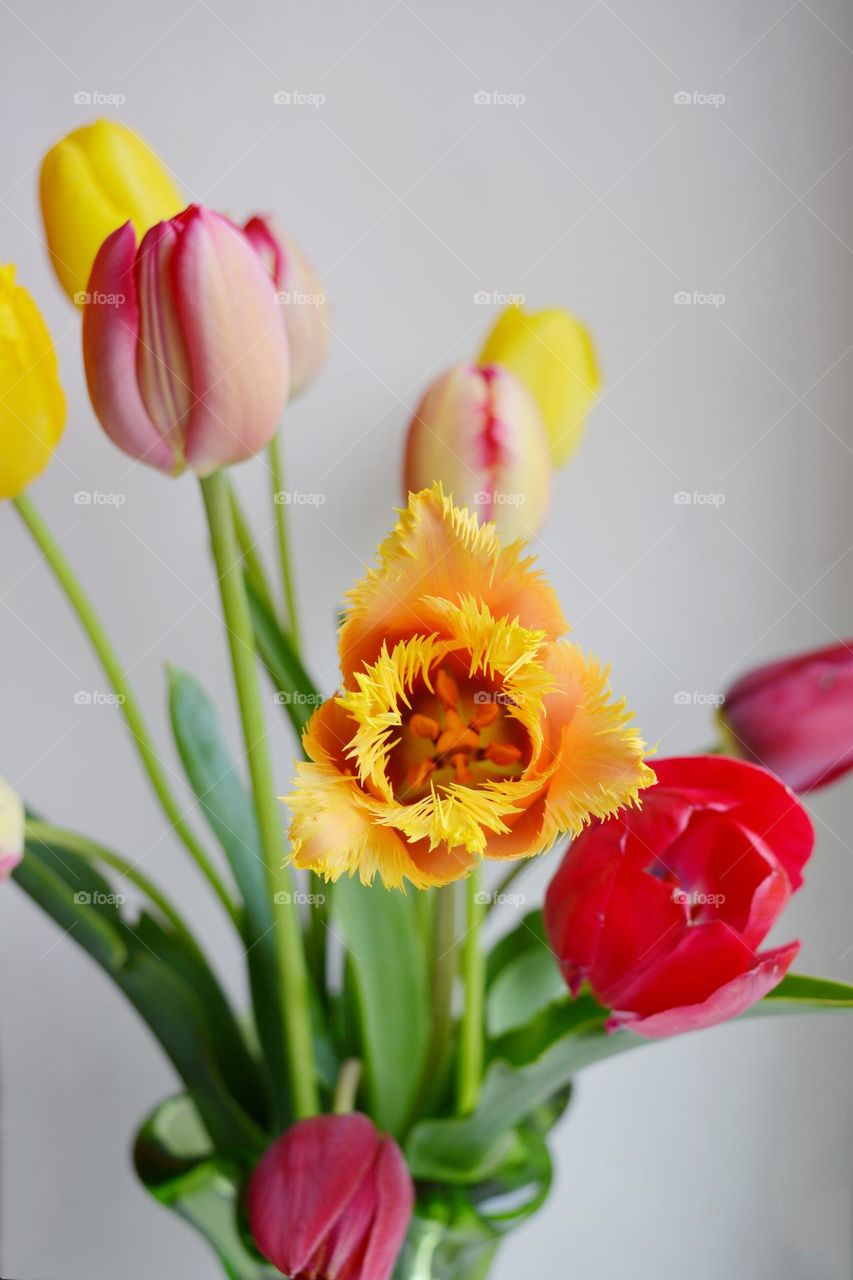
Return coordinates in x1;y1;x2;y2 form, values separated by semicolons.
2;1;853;1276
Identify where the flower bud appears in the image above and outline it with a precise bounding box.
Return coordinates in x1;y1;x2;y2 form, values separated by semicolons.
82;205;289;476
247;1113;413;1280
40;119;183;304
243;215;329;396
479;304;601;467
0;778;24;880
0;266;66;498
721;641;853;793
403;364;551;540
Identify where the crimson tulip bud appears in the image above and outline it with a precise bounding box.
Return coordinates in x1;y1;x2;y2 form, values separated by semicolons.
544;756;813;1038
243;214;329;396
403;364;551;540
721;640;853;793
82;205;289;476
247;1113;413;1280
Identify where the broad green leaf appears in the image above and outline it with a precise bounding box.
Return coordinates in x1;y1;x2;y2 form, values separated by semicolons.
748;972;853;1016
333;876;430;1137
15;845;264;1160
487;949;565;1039
485;909;549;985
168;667;286;1116
245;578;320;739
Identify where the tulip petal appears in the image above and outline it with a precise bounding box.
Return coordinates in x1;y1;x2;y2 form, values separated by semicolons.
0;778;24;881
610;939;800;1038
82;223;174;473
169;207;288;475
248;1114;377;1274
360;1137;416;1280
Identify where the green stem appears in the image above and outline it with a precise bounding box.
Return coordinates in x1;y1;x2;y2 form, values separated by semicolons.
25;818;198;949
457;869;485;1115
332;1058;362;1114
12;494;238;928
229;480;276;618
412;884;456;1119
200;470;318;1120
267;432;301;648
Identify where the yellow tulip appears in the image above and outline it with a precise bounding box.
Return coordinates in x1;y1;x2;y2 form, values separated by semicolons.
479;305;602;467
0;266;66;499
39;119;183;303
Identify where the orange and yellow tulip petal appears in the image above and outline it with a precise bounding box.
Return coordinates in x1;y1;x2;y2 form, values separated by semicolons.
479;305;601;467
286;484;651;890
0;266;66;499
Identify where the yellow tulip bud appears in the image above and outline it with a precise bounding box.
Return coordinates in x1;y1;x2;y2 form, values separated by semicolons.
39;119;183;303
0;266;66;499
479;305;601;467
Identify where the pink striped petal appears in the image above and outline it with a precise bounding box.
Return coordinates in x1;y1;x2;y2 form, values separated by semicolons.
83;222;175;473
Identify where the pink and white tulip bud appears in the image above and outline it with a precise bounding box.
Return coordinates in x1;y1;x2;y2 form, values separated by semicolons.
721;640;853;793
247;1113;413;1280
244;214;329;397
0;779;24;881
403;364;552;541
82;205;289;476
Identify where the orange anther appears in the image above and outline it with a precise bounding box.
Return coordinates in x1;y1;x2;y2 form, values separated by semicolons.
409;713;440;740
436;727;480;756
435;669;459;708
451;752;472;784
471;699;499;729
484;742;523;766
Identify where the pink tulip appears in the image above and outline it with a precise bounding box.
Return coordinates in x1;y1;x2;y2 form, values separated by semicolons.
244;214;329;396
0;779;23;881
722;640;853;793
82;205;289;476
403;364;552;541
247;1113;413;1280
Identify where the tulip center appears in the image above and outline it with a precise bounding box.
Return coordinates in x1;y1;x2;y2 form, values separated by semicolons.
387;664;528;802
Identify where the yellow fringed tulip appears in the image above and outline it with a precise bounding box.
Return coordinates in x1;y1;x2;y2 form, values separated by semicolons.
39;119;183;303
0;266;66;498
479;305;601;467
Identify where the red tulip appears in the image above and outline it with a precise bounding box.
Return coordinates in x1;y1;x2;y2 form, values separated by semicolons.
247;1113;413;1280
721;640;853;793
544;756;813;1038
83;204;289;476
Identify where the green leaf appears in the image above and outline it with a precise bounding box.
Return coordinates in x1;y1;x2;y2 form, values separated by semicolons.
245;578;320;739
485;909;549;985
407;998;633;1181
486;930;564;1038
749;972;853;1015
15;846;264;1160
333;877;430;1137
168;667;286;1119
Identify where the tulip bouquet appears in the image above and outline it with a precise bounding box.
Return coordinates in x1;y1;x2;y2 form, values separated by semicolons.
3;118;853;1280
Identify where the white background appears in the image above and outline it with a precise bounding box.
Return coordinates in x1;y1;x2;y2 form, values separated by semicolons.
2;1;853;1276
